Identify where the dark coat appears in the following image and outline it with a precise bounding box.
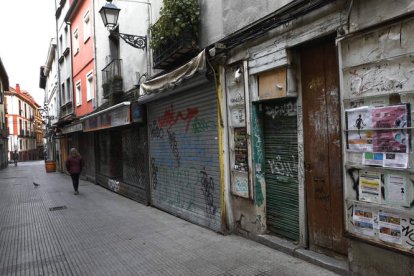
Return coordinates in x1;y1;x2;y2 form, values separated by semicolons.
65;156;84;174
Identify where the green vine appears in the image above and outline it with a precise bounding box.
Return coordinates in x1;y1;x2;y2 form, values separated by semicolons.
149;0;200;50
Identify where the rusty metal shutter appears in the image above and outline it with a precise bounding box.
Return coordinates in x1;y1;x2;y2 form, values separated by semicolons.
147;82;221;231
263;99;299;241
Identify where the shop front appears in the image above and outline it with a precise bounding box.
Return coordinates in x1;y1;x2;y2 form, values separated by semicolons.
82;102;149;205
140;51;223;231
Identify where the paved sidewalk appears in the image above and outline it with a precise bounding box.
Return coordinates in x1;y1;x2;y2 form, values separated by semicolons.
0;161;338;276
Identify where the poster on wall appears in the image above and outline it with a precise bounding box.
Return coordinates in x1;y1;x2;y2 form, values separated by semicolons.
230;108;246;127
359;171;382;203
373;131;409;153
362;152;383;166
372;105;409;153
383;153;408;169
385;174;410;207
233;127;248;172
353;205;375;237
232;171;249;198
346;106;373;152
378;210;402;244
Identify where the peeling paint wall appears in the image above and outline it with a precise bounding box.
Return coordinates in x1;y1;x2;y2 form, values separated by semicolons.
341;13;414;272
222;0;293;37
349;0;414;32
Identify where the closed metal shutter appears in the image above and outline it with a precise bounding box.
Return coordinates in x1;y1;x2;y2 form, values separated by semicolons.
122;126;149;204
263;99;299;241
148;83;221;231
96;126;149;205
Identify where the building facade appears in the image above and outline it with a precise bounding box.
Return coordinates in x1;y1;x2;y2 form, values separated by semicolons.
41;1;414;274
60;0;96;179
0;57;9;168
40;39;59;163
5;85;40;162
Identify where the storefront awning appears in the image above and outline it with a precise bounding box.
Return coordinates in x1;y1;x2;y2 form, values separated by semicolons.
80;102;131;132
138;50;207;102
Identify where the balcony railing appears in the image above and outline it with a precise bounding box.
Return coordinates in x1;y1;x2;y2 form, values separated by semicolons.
153;28;198;69
19;129;25;137
101;58;123;99
59;101;73;119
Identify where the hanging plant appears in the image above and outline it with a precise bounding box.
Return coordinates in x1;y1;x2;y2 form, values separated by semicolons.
149;0;200;50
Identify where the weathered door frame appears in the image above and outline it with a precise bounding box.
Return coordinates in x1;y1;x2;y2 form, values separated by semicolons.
298;35;348;255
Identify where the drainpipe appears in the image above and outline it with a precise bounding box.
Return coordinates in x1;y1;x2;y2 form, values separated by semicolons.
92;0;98;109
54;0;62;163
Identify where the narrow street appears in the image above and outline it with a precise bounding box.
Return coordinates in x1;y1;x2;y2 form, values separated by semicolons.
0;161;338;276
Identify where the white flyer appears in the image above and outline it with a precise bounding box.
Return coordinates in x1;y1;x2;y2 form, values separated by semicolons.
359;171;382;204
385;174;408;206
383;153;408;169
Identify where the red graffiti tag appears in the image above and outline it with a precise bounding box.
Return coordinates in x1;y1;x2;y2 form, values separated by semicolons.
157;105;199;131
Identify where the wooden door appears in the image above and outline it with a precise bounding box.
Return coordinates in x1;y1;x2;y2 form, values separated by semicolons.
301;38;348;255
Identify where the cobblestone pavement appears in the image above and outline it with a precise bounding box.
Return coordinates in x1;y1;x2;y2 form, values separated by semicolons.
0;161;338;276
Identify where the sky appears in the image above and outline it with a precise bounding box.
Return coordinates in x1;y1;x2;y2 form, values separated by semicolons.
0;0;56;106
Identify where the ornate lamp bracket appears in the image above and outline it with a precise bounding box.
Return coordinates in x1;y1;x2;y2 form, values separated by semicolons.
111;31;147;50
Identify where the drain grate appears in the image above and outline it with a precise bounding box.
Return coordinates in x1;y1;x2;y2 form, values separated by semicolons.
49;205;67;211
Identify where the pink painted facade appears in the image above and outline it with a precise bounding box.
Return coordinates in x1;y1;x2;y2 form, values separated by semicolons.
68;0;95;117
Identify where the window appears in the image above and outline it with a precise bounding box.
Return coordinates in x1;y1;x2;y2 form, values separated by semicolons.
59;35;63;54
86;71;94;101
83;10;91;42
66;78;71;102
73;28;79;54
61;83;66;103
75;81;82;106
64;26;69;50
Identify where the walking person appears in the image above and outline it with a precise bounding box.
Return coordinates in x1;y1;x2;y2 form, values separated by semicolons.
65;148;85;195
13;150;18;166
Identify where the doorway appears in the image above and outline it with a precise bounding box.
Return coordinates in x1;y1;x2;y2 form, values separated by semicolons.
300;37;348;255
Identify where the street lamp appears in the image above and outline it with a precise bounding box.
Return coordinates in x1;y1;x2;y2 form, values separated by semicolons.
99;0;147;50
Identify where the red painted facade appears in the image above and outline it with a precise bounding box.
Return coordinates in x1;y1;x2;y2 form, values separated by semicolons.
69;0;95;117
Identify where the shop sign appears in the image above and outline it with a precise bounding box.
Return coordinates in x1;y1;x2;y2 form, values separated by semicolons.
62;122;83;134
131;102;146;123
83;104;131;132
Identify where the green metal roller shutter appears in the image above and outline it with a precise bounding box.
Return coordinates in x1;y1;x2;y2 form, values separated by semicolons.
263;99;299;241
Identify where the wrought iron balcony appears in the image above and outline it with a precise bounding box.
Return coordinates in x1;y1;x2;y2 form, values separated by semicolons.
102;58;123;99
153;28;198;70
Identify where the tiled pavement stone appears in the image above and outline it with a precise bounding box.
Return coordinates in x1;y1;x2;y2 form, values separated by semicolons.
0;161;338;276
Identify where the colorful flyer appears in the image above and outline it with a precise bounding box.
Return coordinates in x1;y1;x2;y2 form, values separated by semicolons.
353;205;375;236
371;105;408;129
372;105;409;153
362;152;383;166
378;211;402;244
373;130;408;153
359;171;381;203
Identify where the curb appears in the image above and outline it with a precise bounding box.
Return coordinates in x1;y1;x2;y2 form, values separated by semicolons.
250;234;350;275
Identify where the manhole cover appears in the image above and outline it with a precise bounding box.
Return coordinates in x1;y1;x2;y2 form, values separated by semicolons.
49;206;67;211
